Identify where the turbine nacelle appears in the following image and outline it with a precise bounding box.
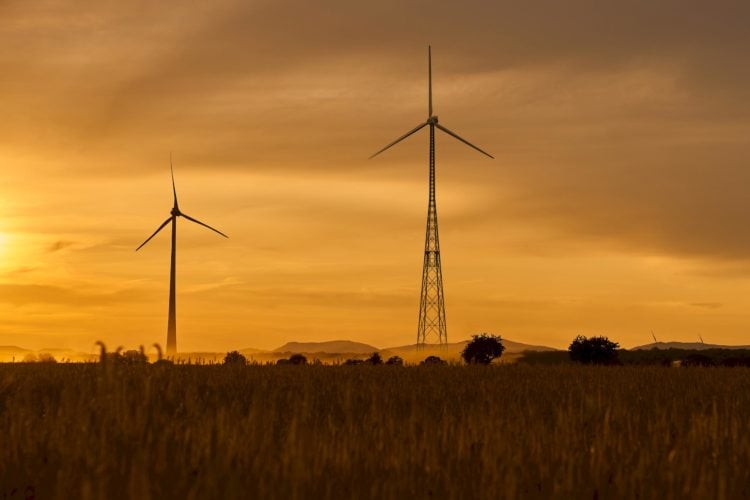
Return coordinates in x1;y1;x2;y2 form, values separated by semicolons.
135;161;228;252
369;47;493;160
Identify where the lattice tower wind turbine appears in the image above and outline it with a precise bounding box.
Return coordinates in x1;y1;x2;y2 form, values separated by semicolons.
370;46;493;347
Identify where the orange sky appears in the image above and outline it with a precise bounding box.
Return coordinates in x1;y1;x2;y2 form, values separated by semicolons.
1;0;749;352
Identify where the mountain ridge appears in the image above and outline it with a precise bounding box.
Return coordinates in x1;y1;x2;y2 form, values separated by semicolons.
631;341;750;351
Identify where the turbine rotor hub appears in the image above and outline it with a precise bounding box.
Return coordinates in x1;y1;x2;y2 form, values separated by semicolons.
428;115;439;125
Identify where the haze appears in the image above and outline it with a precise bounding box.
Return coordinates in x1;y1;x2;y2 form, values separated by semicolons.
1;0;749;352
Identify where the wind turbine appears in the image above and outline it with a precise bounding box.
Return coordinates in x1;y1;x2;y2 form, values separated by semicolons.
136;156;228;356
370;46;493;347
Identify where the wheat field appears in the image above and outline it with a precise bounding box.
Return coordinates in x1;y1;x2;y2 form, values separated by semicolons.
1;363;748;499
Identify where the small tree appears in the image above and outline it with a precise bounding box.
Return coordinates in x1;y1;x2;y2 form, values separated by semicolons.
385;356;404;366
121;349;148;365
461;333;505;365
289;353;308;365
223;350;247;366
366;352;383;365
37;353;57;363
569;335;620;365
421;355;446;366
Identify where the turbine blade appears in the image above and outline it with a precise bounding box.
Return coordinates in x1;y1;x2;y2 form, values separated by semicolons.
170;152;178;207
435;123;494;159
428;45;432;117
136;216;173;251
181;213;228;238
369;121;428;159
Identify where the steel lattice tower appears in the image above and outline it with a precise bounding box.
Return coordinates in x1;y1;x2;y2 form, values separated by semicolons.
417;118;447;345
370;46;493;348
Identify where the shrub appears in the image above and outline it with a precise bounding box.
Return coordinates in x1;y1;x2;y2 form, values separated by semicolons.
461;334;505;364
121;349;148;365
366;352;383;365
289;354;308;365
569;335;620;365
681;353;715;367
385;356;404;366
223;351;247;366
343;359;364;366
421;355;446;366
37;353;58;363
722;357;750;367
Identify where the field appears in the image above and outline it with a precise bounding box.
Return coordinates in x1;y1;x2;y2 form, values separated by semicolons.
1;364;749;499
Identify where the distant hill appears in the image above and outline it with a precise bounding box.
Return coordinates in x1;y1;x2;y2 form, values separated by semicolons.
383;338;556;355
274;340;380;354
632;342;750;351
380;338;557;363
0;346;94;362
0;337;557;364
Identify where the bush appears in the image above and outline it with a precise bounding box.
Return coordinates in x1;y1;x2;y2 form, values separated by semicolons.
223;351;247;366
366;352;383;365
289;354;308;365
461;334;505;364
343;359;364;366
569;335;620;365
121;349;148;365
722;357;750;367
681;353;715;367
421;355;446;366
37;353;57;363
385;356;404;366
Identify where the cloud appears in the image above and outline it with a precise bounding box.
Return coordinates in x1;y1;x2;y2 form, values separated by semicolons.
689;302;723;310
0;283;156;307
1;0;750;350
47;240;75;253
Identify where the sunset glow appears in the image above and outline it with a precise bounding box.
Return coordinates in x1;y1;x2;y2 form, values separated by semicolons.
1;1;749;353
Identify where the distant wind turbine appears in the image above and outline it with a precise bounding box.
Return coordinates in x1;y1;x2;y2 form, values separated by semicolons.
651;330;658;343
136;156;228;356
370;46;493;347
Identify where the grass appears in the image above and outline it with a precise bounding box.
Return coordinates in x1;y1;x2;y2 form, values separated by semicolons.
1;363;749;499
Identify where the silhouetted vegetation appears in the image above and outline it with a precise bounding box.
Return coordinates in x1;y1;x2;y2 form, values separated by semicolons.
461;333;505;364
223;350;247;366
366;352;383;365
121;348;148;365
288;353;308;365
569;335;620;365
520;347;750;367
421;355;446;366
385;356;404;366
681;353;716;367
39;353;58;363
21;353;59;363
343;358;364;366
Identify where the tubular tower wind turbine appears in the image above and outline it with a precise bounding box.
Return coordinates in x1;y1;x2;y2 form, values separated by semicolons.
136;157;228;356
370;46;493;347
